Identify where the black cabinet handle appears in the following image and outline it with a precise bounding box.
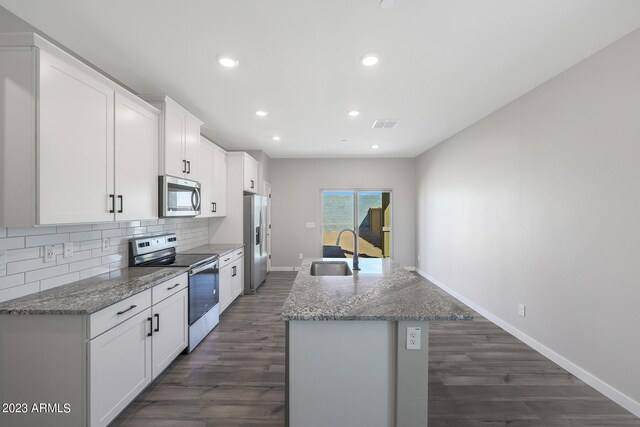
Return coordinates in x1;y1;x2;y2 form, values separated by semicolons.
117;195;123;213
213;202;217;213
147;317;153;337
167;283;180;290
183;160;187;173
187;161;191;174
154;313;160;332
232;265;236;277
224;257;231;262
116;304;136;315
109;194;115;213
250;180;254;189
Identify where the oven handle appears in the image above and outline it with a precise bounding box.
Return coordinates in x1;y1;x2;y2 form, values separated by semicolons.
190;261;219;276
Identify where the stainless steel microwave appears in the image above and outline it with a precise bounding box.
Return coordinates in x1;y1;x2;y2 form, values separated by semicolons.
159;175;201;217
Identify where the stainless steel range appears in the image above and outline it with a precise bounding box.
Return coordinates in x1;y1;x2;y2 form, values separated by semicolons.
129;233;219;353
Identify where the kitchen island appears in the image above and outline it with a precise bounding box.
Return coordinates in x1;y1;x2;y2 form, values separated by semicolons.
282;258;472;427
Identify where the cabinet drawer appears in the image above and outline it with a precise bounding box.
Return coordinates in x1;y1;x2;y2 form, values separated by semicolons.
233;247;244;260
219;251;234;269
90;289;151;339
152;272;188;306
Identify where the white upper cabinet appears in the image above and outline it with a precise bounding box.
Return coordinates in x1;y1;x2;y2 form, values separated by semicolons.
114;91;159;221
185;115;201;179
228;152;259;195
145;95;202;181
211;145;228;216
198;138;214;218
38;48;115;224
0;33;160;227
199;136;228;218
243;154;259;194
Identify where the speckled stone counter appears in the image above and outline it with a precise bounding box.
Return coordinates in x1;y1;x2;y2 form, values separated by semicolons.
180;243;244;256
0;266;188;315
282;258;472;321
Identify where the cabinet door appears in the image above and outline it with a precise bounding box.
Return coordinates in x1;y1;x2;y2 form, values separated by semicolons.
184;114;201;180
164;102;186;178
89;308;152;427
198;139;214;218
243;154;258;193
233;257;244;298
219;264;233;313
115;92;158;221
152;288;188;379
212;147;227;217
38;50;115;224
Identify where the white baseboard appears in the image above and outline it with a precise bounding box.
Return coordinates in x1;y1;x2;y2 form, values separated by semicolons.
270;266;301;272
414;268;640;418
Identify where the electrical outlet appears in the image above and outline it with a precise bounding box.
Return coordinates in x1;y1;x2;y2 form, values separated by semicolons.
407;327;421;350
518;303;526;317
0;249;6;270
44;245;55;263
417;254;421;261
102;237;110;251
298;253;303;260
64;242;74;258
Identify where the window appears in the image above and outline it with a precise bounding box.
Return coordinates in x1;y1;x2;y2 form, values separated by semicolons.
321;190;392;259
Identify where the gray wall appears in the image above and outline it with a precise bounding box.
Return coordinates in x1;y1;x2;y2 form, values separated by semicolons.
270;158;415;267
415;28;640;410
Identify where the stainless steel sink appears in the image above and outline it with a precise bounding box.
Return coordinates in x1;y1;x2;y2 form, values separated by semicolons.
310;261;353;276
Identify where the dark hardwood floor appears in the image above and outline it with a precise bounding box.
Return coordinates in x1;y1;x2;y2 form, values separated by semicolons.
112;271;639;426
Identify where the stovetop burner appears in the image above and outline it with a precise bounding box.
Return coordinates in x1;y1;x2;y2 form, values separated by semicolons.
128;233;217;268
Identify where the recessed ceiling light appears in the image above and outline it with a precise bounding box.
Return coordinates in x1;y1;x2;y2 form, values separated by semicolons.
218;56;239;68
371;144;380;149
361;54;379;66
255;110;269;117
348;110;360;117
272;136;281;141
340;139;348;142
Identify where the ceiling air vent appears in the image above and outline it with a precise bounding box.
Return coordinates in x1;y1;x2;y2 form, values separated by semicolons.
372;119;398;129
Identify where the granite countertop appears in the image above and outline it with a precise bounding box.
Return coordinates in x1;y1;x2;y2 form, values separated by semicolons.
282;258;473;321
0;267;189;315
180;243;244;256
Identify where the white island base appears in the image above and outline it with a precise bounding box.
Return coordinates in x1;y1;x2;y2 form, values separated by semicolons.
287;320;430;427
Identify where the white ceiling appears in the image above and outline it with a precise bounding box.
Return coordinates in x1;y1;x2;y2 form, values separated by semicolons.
2;1;640;158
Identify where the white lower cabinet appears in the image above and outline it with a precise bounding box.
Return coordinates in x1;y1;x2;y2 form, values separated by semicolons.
89;308;153;427
151;288;188;379
233;256;245;297
89;275;188;426
219;251;245;314
219;261;234;314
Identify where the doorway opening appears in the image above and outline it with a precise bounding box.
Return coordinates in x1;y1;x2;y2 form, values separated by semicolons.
321;190;392;259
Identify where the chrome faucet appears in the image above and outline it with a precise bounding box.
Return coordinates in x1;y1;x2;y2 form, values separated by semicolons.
336;228;360;270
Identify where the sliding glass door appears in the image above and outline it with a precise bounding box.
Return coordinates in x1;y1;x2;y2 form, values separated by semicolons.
321;190;392;259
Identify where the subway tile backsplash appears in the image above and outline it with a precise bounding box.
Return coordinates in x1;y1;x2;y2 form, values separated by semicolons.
0;218;209;303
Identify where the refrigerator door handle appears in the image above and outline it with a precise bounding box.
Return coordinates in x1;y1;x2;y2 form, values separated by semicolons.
259;209;263;256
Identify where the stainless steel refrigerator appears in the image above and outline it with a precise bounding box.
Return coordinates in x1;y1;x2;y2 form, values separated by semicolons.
243;194;268;293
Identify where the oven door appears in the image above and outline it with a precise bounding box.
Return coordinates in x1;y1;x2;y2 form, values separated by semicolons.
188;260;219;326
159;175;201;217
